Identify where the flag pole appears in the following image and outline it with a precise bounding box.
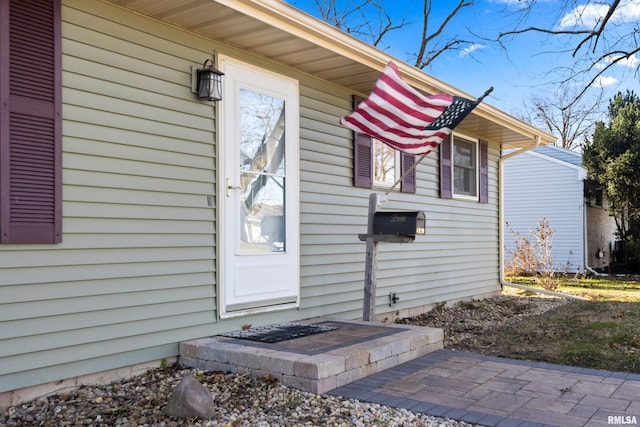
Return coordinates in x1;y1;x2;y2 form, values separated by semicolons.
477;87;494;102
384;152;428;196
362;192;378;321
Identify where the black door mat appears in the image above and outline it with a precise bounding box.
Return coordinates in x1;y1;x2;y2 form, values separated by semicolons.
219;322;338;344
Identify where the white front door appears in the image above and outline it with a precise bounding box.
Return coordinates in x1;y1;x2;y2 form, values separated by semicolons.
219;58;299;316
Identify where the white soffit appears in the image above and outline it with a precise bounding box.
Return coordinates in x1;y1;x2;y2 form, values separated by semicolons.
106;0;556;148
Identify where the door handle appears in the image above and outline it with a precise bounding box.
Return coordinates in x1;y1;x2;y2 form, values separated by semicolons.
226;178;241;197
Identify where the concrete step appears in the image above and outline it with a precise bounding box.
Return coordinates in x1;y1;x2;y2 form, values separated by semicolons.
180;318;443;394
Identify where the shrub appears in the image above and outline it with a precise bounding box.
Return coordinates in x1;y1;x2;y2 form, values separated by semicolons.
505;218;560;291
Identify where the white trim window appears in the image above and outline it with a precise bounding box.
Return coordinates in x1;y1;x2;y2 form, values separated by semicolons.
440;134;488;203
373;138;400;188
453;135;478;199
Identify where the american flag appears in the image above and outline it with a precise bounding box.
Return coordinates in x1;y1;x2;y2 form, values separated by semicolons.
340;62;492;155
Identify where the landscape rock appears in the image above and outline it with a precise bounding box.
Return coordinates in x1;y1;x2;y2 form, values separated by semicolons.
163;375;216;419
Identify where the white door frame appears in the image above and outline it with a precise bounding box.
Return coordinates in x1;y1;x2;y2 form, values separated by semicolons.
218;56;300;318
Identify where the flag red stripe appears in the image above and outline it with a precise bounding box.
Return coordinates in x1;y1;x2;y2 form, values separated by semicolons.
351;106;438;140
375;71;451;123
364;92;444;128
342;114;450;152
340;61;477;155
379;62;452;108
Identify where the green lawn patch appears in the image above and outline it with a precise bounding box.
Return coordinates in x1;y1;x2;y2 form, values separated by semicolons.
507;275;640;302
459;298;640;373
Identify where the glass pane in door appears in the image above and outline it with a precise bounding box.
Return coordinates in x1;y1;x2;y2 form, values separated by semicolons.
239;89;286;254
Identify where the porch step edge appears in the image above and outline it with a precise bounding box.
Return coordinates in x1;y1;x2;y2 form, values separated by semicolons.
179;319;443;394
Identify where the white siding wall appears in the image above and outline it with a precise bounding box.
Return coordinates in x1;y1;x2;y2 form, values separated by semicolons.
0;0;502;393
503;151;585;272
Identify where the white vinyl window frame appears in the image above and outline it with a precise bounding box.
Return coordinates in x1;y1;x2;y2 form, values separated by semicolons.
372;138;401;188
451;134;479;200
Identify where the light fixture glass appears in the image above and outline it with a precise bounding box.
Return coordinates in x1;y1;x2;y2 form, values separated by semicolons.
197;59;224;101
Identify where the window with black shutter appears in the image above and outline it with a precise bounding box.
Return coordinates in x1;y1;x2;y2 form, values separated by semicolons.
0;0;62;243
351;95;415;193
440;134;488;203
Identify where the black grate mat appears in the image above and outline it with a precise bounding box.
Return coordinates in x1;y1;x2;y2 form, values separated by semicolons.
220;322;338;344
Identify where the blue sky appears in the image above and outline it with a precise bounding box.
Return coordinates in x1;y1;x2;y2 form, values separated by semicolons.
288;0;640;118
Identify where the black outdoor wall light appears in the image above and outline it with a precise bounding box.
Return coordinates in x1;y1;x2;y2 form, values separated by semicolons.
196;59;224;102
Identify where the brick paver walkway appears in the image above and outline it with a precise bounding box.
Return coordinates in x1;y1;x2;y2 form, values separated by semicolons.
329;349;640;427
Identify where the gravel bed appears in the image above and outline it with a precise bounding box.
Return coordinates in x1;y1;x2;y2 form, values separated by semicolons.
1;293;566;427
1;367;474;427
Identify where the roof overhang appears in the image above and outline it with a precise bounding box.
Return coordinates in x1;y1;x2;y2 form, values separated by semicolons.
106;0;556;149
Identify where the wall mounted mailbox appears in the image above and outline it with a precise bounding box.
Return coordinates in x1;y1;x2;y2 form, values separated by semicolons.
373;211;426;236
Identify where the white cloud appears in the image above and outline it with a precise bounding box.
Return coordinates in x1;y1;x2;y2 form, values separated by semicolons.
617;0;640;22
608;53;640;68
595;53;640;69
594;75;618;87
490;0;553;6
559;3;609;28
489;0;526;7
618;54;640;68
559;0;640;29
459;43;486;58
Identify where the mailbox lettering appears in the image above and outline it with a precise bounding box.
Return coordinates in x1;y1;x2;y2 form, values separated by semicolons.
372;211;426;236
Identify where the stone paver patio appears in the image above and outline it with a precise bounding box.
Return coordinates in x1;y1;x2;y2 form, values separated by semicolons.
330;349;640;427
180;319;640;426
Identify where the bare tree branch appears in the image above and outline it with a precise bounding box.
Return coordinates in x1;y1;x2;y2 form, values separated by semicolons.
415;0;474;68
498;0;622;58
496;0;640;109
418;38;476;69
576;0;620;55
415;0;432;64
500;26;593;38
520;84;603;150
425;0;473;45
305;0;478;69
563;46;640;109
309;0;407;47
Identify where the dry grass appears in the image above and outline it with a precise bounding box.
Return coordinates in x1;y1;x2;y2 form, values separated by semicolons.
400;277;640;373
509;275;640;302
457;298;640;373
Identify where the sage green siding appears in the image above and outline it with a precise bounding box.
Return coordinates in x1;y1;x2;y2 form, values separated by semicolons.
0;0;500;393
298;82;500;318
0;0;219;392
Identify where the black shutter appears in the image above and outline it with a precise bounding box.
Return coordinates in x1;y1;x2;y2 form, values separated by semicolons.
0;0;62;243
352;95;372;188
479;139;488;203
353;131;372;188
400;151;416;193
439;134;452;199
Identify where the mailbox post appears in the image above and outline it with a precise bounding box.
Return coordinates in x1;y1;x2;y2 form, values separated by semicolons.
363;193;378;322
358;194;425;321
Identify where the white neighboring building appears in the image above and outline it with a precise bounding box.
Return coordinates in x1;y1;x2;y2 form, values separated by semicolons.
504;145;617;273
